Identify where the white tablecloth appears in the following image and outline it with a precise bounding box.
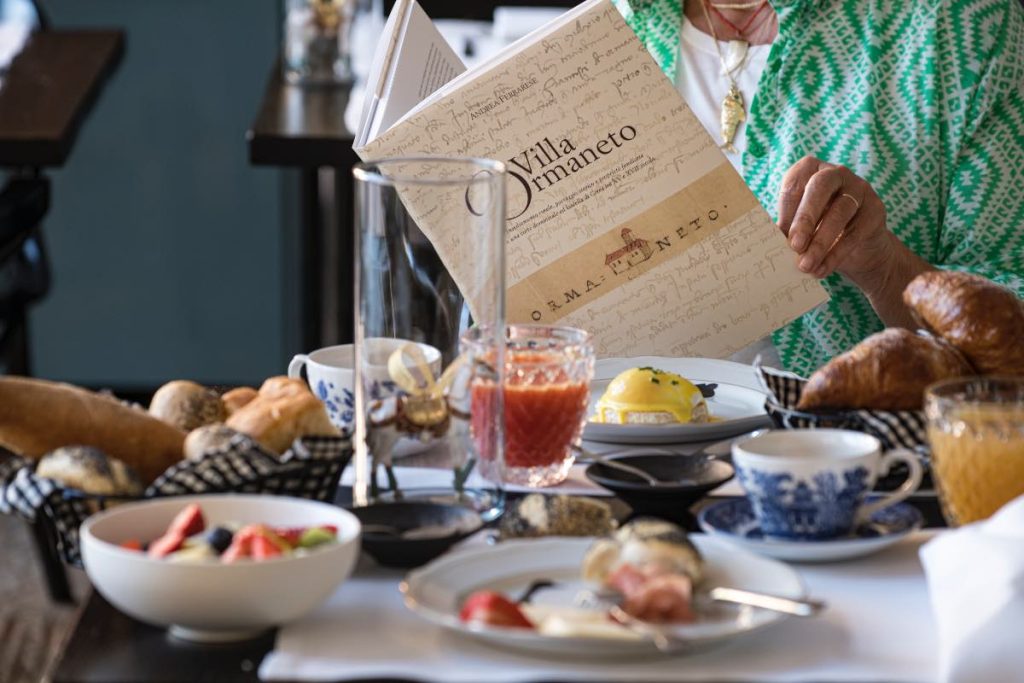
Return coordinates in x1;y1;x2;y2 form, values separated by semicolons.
259;532;939;682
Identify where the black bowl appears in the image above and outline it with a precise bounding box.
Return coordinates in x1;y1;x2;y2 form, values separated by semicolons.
350;502;484;569
585;454;734;527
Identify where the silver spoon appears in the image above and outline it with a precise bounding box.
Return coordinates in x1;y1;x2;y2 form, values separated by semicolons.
573;448;659;485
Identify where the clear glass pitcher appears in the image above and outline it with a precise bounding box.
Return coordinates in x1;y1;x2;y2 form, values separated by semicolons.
351;157;507;522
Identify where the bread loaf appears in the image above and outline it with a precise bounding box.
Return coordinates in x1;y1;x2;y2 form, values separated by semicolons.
0;377;186;483
904;270;1024;376
225;376;338;454
797;329;972;411
149;380;226;431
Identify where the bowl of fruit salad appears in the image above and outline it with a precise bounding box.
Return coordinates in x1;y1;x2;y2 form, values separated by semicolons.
80;494;360;642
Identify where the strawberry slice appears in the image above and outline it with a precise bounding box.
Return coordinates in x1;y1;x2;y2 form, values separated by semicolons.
221;531;255;563
459;591;534;629
148;530;185;558
167;503;206;538
147;504;207;558
119;539;143;552
248;525;290;553
252;534;283;560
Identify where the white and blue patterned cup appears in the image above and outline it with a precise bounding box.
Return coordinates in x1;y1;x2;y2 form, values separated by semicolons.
732;429;923;540
288;340;441;433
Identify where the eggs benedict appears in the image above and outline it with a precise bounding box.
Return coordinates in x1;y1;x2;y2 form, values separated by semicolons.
593;367;708;425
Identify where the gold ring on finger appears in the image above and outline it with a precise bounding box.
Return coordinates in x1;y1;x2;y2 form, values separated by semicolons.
839;192;860;211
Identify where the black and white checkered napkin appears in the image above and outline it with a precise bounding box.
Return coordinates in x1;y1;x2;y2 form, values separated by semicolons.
0;434;352;566
756;364;929;452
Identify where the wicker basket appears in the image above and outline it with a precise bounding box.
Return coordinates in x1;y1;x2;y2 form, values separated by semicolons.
0;433;352;566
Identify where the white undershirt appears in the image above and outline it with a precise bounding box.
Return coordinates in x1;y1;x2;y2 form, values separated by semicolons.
676;16;771;172
677;17;780;366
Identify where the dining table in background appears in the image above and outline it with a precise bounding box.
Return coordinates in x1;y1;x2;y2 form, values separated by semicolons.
0;29;124;168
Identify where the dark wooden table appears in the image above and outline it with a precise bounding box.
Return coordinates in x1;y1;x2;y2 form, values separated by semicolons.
51;492;945;683
0;29;124;168
247;66;359;352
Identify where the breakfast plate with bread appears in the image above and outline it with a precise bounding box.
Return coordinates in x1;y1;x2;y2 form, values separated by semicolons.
583;357;771;445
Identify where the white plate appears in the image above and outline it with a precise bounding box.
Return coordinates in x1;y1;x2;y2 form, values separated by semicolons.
401;536;805;657
584;357;771;444
698;499;924;563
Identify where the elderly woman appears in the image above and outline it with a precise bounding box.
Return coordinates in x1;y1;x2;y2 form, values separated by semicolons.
613;0;1024;376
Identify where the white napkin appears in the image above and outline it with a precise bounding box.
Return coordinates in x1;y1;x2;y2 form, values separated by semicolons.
920;495;1024;683
260;533;939;682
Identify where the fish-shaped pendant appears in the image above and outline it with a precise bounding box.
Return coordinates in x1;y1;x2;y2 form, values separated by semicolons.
720;83;746;154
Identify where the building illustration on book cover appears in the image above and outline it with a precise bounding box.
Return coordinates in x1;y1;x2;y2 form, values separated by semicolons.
605;228;653;275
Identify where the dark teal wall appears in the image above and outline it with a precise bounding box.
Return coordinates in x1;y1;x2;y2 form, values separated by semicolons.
32;0;287;387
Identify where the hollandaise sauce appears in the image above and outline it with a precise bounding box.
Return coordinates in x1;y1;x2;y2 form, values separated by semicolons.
593;367;708;425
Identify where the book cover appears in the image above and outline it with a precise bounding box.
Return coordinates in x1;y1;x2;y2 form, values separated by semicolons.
356;0;828;358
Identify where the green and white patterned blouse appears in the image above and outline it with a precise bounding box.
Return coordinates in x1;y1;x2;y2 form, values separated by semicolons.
614;0;1024;377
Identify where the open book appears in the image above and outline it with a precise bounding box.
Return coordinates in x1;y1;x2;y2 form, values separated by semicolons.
355;0;828;359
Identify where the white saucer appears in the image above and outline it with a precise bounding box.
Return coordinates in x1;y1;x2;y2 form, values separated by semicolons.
698;498;923;563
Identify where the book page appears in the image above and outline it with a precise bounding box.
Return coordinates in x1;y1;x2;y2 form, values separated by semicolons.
358;0;466;146
356;0;828;359
396;0;594;127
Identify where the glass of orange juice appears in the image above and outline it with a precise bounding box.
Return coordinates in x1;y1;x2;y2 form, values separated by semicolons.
464;325;595;488
925;377;1024;526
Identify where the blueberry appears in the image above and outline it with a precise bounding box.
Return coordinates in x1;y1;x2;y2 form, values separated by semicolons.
206;527;233;554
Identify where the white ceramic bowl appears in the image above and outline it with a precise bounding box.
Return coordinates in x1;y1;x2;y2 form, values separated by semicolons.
81;494;361;642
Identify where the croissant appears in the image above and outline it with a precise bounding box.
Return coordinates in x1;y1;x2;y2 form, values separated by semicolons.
797;329;972;411
904;271;1024;376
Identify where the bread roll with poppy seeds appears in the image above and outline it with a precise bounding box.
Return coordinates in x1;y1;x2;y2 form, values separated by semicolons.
149;380;226;431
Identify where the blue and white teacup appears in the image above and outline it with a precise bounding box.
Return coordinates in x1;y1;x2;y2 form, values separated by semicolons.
288;340;441;433
732;429;923;540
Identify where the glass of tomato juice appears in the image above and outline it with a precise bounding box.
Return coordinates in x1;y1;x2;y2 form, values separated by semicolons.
462;324;595;487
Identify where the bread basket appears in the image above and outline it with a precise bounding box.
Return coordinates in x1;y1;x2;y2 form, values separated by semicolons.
757;364;929;450
0;433;351;566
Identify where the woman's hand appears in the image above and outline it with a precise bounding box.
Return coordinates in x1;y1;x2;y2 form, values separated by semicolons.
776;155;934;327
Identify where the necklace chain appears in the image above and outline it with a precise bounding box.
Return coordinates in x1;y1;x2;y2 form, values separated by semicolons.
699;0;741;83
698;0;752;153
